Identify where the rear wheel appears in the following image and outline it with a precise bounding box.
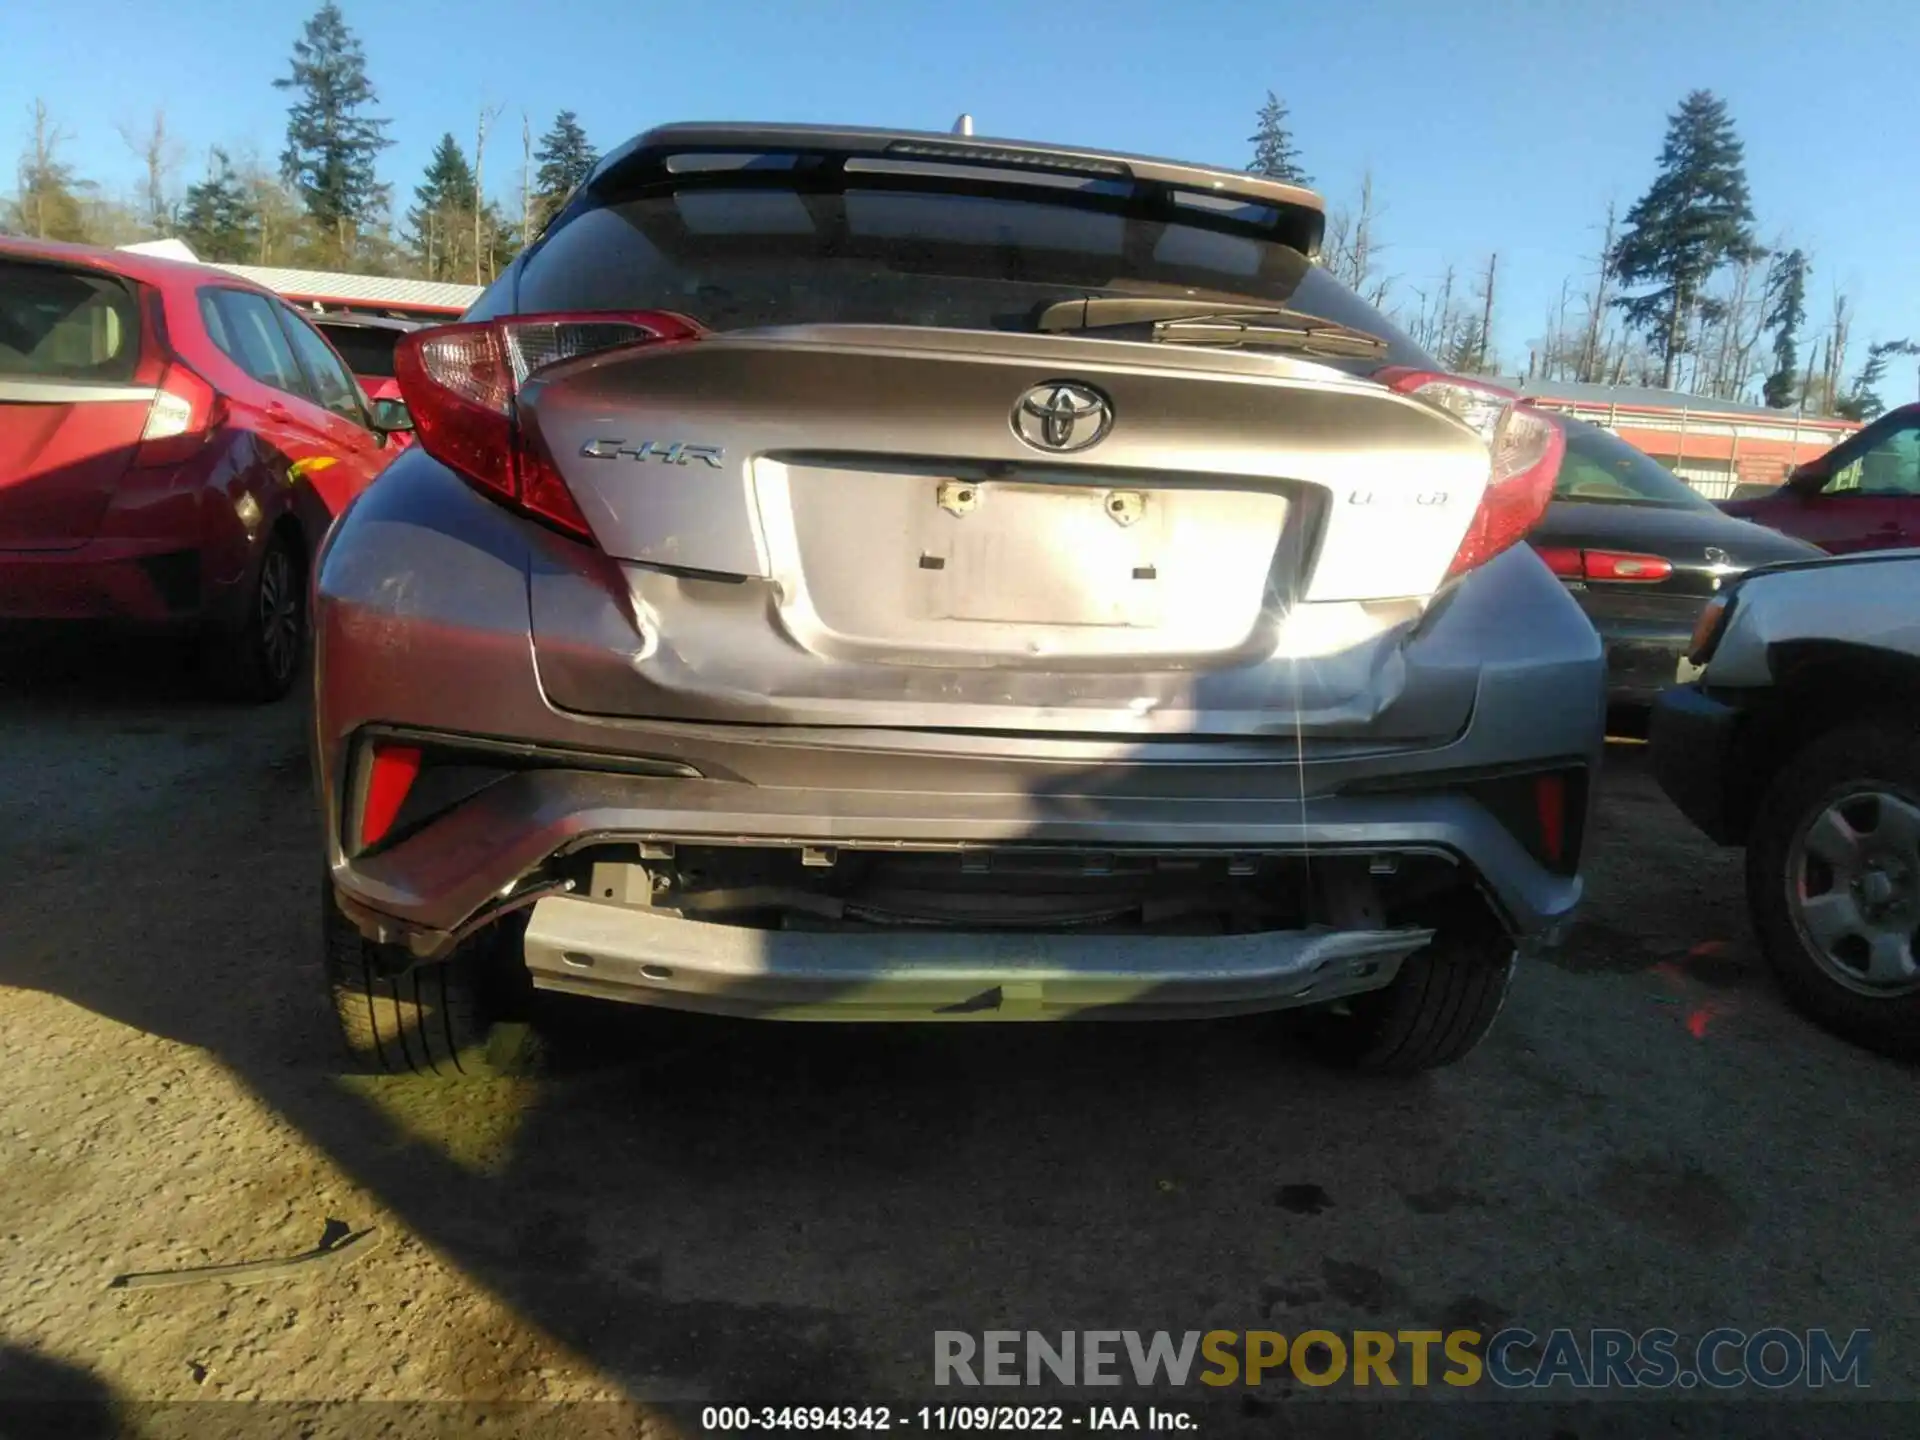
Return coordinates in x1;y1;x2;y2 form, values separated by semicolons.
1296;909;1517;1074
1747;719;1920;1060
321;882;540;1077
203;531;304;703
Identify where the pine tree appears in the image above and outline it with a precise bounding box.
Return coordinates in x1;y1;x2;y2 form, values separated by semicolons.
1445;314;1496;376
1835;339;1919;423
274;1;392;260
177;148;260;262
1611;90;1761;390
1761;248;1809;409
531;110;596;229
1246;91;1308;185
406;132;477;279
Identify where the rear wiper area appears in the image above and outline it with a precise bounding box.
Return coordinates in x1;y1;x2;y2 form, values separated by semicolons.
1033;297;1388;358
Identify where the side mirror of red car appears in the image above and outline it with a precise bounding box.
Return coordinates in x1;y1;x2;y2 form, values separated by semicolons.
371;397;415;437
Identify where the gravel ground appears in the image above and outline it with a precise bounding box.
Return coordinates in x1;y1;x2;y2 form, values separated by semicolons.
1;636;1915;1435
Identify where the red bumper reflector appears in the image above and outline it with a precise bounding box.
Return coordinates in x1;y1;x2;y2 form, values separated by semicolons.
1534;773;1567;867
360;744;422;849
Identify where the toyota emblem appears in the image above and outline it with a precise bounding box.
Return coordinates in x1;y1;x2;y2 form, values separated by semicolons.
1012;382;1113;453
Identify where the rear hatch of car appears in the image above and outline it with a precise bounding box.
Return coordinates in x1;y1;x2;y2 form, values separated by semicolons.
407;134;1553;739
0;257;154;550
516;326;1493;734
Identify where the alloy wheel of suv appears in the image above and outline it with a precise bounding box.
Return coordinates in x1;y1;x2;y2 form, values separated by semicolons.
1748;718;1920;1059
1786;789;1920;998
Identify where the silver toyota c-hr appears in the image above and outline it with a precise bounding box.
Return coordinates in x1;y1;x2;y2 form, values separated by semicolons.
312;122;1604;1077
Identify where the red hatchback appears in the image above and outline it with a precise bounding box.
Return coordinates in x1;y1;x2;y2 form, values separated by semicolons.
0;238;408;700
1721;402;1920;553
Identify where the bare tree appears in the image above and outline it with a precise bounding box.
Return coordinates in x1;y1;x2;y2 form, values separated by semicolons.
115;106;182;236
1533;276;1575;382
1407;263;1457;354
473;100;504;286
1577;201;1618;383
1324;169;1389;305
15;98;87;240
519;111;534;259
1707;253;1768;400
1817;292;1852;415
1477;253;1497;371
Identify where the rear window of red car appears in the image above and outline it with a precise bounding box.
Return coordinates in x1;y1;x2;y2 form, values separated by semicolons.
0;260;141;382
314;323;400;379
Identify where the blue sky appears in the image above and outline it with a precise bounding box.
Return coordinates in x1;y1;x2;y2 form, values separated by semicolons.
7;0;1916;397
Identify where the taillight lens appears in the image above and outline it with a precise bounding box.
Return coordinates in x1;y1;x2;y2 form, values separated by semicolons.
1530;545;1673;584
394;310;704;541
134;363;224;468
1533;545;1584;579
1688;594;1734;665
1379;369;1565;581
1585;550;1672;582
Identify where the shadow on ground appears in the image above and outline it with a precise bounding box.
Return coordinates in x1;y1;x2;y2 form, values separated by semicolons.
2;649;1914;1433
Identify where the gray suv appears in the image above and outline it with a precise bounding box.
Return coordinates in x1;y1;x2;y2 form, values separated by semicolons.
312;123;1604;1077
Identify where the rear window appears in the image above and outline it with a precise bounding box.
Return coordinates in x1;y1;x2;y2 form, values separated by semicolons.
0;261;141;381
505;183;1425;364
314;323;401;379
1553;419;1714;510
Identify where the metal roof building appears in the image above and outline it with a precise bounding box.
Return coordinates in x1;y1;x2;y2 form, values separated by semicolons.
1497;377;1859;499
116;240;482;318
210;264;482;318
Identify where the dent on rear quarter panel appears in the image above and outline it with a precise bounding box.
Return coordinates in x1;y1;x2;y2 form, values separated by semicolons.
313;456;540;820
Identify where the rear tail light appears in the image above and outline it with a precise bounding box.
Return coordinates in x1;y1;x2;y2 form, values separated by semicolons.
1688;594;1734;665
1583;550;1672;582
394;311;704;541
134;363;224;468
1379;369;1565;581
1531;545;1673;583
1533;545;1583;579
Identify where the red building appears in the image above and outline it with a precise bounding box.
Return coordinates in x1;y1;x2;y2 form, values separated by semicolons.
1514;379;1860;499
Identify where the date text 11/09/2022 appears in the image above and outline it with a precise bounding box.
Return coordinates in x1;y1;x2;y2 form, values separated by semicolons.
701;1408;1191;1431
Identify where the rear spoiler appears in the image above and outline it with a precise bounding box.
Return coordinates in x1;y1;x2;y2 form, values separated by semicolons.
560;121;1327;262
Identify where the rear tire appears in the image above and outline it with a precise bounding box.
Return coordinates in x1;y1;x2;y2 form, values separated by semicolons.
321;881;540;1077
1746;719;1920;1060
203;531;304;704
1297;910;1517;1074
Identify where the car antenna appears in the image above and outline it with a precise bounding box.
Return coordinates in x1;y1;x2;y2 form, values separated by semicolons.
952;113;974;136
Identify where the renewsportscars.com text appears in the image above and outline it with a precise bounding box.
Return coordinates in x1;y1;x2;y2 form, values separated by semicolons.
934;1328;1871;1390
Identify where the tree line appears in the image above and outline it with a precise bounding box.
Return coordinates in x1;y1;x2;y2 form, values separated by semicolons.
4;2;595;288
5;15;1906;420
1249;89;1909;420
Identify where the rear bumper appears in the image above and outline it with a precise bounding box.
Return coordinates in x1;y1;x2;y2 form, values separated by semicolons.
1648;683;1746;845
316;458;1606;981
0;540;203;624
521;894;1431;1020
334;755;1587;968
1586;615;1691;705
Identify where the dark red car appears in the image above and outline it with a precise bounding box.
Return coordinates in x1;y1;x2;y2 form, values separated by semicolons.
308;311;418;408
1721;402;1920;552
309;311;423;450
0;238;410;700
